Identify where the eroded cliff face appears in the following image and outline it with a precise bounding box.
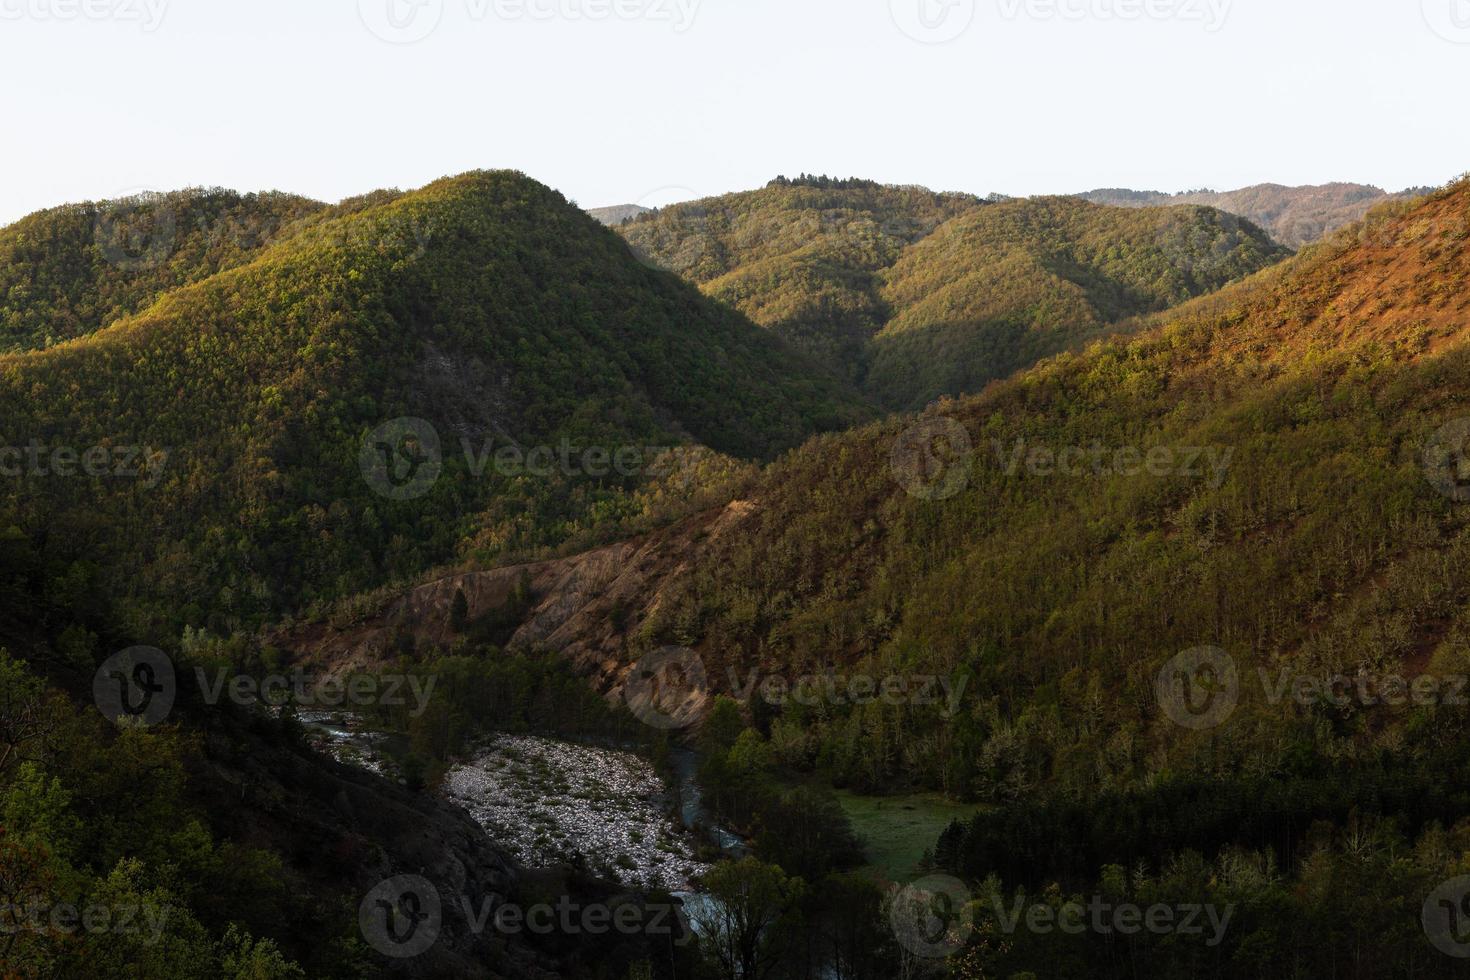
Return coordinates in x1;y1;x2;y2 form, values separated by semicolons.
271;499;758;710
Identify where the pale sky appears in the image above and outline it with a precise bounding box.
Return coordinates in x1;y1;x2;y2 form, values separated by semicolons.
1;0;1467;225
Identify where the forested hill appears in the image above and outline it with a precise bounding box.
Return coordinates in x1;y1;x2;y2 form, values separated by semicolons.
1078;181;1433;247
351;176;1470;805
617;182;1288;408
616;181;981;387
0;170;870;637
864;195;1287;408
0;188;329;352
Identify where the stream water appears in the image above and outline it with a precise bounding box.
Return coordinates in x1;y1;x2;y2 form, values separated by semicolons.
667;747;748;857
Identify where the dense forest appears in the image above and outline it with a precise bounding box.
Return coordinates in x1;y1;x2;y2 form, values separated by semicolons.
575;179;1470;975
0;171;870;640
0;189;328;352
4;167;1469;977
865;196;1287;407
0;171;875;979
618;183;1287;407
263;175;1463;975
618;181;980;388
608;180;1469;803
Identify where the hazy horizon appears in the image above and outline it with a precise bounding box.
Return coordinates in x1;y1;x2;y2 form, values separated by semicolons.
3;0;1468;226
0;170;1451;228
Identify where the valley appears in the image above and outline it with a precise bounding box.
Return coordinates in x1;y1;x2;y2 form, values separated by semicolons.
8;1;1468;975
4;167;1470;979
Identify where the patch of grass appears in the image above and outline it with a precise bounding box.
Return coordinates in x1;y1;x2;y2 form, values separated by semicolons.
832;790;975;882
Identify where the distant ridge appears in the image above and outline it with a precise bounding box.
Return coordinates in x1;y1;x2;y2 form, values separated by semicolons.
1076;181;1432;247
586;203;652;226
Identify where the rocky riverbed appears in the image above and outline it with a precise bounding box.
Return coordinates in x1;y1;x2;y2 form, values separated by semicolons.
445;735;712;891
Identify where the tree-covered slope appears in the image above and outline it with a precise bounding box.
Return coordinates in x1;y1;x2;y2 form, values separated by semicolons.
615;180;1288;406
617;179;980;384
0;170;870;637
249;174;1470;979
260;179;1461;803
425;177;1470;804
865;196;1287;407
0;188;330;352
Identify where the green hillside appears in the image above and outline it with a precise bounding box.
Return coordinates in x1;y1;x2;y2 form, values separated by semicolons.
622;181;1466;796
0;188;329;352
591;178;1470;975
0;170;869;637
617;180;1288;407
253;176;1470;979
866;195;1287;407
618;179;980;384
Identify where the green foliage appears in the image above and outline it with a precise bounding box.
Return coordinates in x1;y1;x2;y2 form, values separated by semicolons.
698;696;746;757
2;171;1466;979
867;196;1289;408
618;185;1288;407
633;181;1470;809
0;654;314;978
0;171;870;637
619;182;978;385
952;819;1470;979
750;785;863;883
0;188;326;352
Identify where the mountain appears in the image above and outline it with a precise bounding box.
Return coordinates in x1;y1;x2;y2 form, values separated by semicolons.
9;167;1465;978
278;176;1470;975
616;182;1288;408
617;180;978;390
554;178;1470;792
287;177;1470;781
0;188;329;353
864;195;1288;408
586;203;652;226
0;168;871;979
0;171;870;638
1078;181;1433;247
